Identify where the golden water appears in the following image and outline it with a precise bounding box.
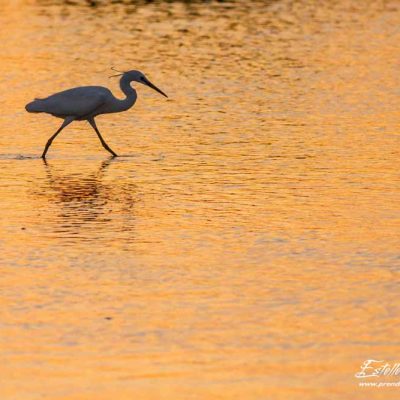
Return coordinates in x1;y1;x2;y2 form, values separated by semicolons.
0;1;399;399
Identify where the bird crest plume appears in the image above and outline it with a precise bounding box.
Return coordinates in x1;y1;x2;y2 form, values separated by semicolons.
109;66;126;78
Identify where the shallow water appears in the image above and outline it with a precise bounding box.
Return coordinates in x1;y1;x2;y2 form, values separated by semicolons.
0;0;399;399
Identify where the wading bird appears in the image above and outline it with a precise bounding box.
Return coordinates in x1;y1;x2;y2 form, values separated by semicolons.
25;69;168;158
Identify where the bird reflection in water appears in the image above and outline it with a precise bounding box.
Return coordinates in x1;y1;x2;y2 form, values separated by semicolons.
38;158;137;243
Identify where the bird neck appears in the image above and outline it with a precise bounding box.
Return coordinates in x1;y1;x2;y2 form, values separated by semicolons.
119;74;137;109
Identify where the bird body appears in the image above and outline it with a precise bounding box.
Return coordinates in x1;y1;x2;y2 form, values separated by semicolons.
26;86;118;119
25;70;167;158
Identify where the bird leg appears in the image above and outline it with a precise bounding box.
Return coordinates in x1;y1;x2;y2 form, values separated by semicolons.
41;116;74;159
88;118;118;157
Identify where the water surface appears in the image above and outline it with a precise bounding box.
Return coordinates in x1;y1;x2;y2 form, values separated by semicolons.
0;1;399;399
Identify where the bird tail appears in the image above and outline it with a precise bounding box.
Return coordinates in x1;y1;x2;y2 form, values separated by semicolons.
25;99;45;113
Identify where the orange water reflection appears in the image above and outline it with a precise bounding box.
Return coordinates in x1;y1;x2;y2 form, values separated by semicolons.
0;1;399;399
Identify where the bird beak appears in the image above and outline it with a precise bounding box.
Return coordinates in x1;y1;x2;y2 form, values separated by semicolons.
141;77;168;98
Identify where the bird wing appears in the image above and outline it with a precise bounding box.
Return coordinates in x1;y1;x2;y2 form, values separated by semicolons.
37;86;111;118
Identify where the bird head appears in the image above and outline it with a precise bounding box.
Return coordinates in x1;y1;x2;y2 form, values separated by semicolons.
110;68;168;98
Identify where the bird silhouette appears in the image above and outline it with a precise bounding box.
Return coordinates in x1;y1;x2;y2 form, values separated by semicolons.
26;69;168;158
